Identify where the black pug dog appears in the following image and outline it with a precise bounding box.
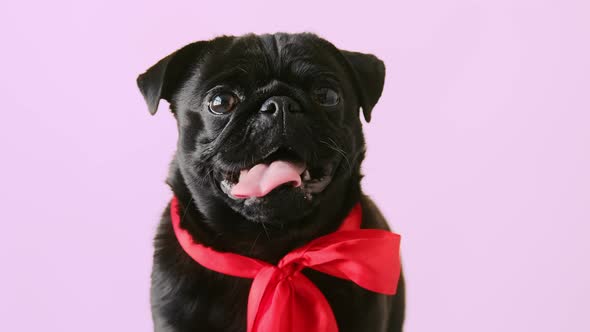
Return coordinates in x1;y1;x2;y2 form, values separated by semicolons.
137;32;405;332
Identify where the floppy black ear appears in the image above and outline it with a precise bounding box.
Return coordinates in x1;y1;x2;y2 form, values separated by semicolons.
136;41;209;115
341;50;386;122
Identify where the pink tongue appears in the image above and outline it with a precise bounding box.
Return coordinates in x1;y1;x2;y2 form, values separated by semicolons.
230;160;305;198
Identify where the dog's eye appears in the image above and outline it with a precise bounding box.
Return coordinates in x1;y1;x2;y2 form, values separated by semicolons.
208;93;238;115
312;87;340;107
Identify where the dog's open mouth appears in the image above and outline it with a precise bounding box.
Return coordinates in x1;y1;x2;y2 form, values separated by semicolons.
219;148;336;201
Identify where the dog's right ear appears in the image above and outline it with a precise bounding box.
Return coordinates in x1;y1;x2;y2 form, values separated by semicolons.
136;41;209;115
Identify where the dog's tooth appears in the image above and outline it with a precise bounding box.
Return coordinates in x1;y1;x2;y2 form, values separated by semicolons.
302;170;311;181
304;174;332;194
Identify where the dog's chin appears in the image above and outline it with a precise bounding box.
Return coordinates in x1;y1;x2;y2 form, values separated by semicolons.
213;160;340;225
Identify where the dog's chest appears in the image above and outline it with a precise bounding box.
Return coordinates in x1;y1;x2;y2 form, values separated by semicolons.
151;259;390;332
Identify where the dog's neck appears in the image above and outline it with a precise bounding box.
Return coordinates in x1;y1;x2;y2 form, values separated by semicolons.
166;160;362;264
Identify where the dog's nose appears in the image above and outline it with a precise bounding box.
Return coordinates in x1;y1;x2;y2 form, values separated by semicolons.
260;96;302;114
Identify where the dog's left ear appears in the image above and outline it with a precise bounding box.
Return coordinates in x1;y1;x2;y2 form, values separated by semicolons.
136;41;209;115
340;50;386;122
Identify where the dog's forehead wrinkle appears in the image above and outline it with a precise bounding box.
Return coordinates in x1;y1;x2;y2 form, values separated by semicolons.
253;34;323;79
191;34;342;91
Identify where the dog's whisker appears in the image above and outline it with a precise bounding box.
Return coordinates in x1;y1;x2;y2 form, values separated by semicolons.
320;138;352;176
179;196;194;227
260;222;271;240
235;66;249;75
248;231;262;255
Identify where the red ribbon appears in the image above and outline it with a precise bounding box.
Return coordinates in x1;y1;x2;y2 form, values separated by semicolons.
170;196;401;332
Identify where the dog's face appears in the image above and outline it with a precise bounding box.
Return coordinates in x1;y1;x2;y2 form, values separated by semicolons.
137;33;384;225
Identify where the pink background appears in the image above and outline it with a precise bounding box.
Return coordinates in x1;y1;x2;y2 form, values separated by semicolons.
1;0;589;331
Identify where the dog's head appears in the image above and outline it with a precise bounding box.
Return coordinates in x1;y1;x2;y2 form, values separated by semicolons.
137;33;384;225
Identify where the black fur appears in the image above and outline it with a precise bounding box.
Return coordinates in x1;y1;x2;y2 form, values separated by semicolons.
137;32;405;332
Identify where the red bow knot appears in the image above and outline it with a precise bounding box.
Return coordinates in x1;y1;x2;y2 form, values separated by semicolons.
170;197;401;332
